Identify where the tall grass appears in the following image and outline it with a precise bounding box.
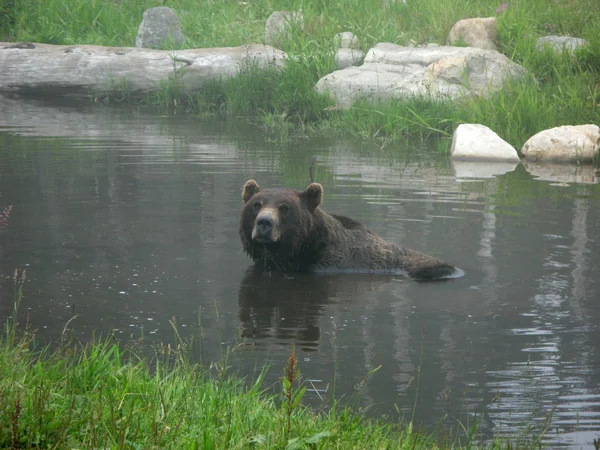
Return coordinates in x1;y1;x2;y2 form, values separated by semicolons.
2;0;600;150
4;0;598;52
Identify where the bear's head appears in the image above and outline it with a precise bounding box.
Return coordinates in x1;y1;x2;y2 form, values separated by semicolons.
239;180;324;265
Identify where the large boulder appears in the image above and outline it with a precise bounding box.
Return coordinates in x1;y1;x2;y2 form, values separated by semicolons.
264;11;304;46
450;124;520;162
315;43;527;108
448;17;498;50
135;7;186;49
521;125;600;163
536;36;587;56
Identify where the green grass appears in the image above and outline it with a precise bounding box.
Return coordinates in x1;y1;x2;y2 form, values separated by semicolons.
1;0;600;151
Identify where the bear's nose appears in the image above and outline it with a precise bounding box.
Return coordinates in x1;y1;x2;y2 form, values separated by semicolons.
256;216;273;234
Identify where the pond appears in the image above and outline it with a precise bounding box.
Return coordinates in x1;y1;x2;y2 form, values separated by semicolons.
1;97;599;448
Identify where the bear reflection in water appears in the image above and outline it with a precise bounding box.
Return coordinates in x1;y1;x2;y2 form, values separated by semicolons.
237;267;396;346
239;180;462;281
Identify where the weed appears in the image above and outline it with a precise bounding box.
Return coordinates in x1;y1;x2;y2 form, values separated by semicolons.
9;398;20;450
281;344;306;438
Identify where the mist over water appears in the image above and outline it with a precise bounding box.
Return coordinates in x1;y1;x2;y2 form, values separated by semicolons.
1;97;599;448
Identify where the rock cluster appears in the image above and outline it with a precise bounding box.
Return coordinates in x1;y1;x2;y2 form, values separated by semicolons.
450;123;600;172
315;43;527;108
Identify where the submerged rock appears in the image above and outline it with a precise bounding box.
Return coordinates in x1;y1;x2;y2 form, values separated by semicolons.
448;17;498;50
315;43;527;108
136;7;186;49
521;125;600;163
451;124;520;162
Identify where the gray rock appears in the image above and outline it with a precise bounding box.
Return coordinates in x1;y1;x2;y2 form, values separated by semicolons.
264;11;304;46
521;125;600;163
315;43;527;108
448;17;497;50
336;48;365;69
135;7;186;49
536;36;587;56
451;124;520;162
334;32;359;49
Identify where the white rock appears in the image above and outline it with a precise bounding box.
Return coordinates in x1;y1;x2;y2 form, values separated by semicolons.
315;43;527;108
264;11;304;46
335;48;364;69
135;7;186;49
448;17;498;50
521;125;600;163
536;36;587;56
450;124;520;162
334;32;359;49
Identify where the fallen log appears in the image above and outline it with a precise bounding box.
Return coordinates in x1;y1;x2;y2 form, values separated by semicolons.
0;42;287;99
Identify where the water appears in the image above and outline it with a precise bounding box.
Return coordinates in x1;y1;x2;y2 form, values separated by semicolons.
1;97;599;448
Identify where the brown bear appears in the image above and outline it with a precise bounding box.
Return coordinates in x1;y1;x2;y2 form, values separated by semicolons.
239;180;462;280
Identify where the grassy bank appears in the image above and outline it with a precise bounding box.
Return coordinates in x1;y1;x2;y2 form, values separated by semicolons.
2;0;600;150
0;288;545;449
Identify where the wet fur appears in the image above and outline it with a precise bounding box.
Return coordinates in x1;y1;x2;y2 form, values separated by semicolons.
239;180;459;280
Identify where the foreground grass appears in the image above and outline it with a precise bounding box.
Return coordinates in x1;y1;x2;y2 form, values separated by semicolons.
0;279;546;450
0;326;547;449
2;0;600;151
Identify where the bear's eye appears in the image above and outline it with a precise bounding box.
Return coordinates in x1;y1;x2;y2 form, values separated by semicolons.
252;201;262;212
278;204;290;215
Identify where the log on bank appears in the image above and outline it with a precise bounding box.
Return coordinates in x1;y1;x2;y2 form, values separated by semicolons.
0;42;286;98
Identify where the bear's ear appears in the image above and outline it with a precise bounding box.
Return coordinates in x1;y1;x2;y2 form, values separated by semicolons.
242;180;260;203
303;183;323;211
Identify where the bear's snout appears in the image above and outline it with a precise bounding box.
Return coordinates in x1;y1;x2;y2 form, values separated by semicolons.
256;216;273;234
251;208;280;243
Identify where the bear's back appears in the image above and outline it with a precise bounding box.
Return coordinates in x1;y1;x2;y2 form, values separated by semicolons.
330;213;365;230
